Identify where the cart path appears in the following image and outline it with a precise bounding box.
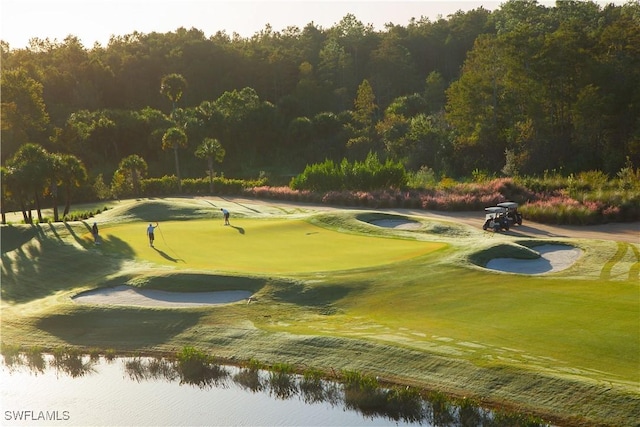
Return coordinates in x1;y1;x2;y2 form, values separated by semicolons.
202;196;639;244
393;208;640;244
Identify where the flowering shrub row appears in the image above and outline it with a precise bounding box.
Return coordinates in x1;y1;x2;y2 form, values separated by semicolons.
245;186;509;211
519;194;636;224
243;177;639;225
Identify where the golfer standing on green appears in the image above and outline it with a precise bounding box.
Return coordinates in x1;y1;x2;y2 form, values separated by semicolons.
147;222;158;247
221;208;230;225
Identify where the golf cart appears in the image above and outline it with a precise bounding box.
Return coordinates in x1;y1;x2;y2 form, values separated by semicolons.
482;206;510;232
497;201;523;226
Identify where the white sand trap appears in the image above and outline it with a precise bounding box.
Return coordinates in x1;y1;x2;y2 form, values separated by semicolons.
370;219;422;230
72;285;253;307
486;244;583;274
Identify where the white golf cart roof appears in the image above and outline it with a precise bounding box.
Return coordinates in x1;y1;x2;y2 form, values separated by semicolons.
497;202;519;209
485;206;507;214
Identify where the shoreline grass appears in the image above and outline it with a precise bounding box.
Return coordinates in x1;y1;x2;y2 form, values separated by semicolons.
1;196;638;426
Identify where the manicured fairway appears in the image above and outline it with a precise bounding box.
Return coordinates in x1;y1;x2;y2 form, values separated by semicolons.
100;218;446;273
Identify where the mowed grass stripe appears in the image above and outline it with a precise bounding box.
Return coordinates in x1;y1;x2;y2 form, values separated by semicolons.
100;218;445;273
600;241;628;280
628;243;640;281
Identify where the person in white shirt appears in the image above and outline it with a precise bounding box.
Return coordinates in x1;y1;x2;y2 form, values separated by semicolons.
221;208;230;225
147;222;158;246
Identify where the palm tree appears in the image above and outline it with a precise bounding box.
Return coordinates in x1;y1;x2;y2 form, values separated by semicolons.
48;153;64;222
58;154;88;216
162;127;188;193
6;143;51;223
160;73;187;118
117;154;147;196
195;138;226;193
0;166;8;224
3;164;30;223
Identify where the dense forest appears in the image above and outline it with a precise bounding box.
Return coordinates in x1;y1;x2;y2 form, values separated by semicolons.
1;1;639;206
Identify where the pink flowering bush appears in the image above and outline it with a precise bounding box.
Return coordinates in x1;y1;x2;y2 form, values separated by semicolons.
520;194;613;225
242;175;638;225
244;186;319;203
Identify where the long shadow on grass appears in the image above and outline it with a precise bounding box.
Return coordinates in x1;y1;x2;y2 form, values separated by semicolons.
231;225;245;234
1;232;135;303
153;247;181;262
63;222;101;249
0;224;38;253
63;222;83;245
270;281;362;308
36;307;202;348
92;234;135;257
46;222;64;242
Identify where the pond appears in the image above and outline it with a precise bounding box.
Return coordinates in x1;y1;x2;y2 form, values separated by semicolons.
1;353;547;426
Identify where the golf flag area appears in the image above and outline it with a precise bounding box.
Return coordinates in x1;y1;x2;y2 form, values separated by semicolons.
102;218;445;273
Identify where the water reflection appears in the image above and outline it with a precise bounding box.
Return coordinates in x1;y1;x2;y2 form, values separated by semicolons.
2;351;549;427
25;350;46;374
124;357;178;383
2;348;97;378
299;369;341;407
233;365;264;392
51;349;97;378
342;370;426;424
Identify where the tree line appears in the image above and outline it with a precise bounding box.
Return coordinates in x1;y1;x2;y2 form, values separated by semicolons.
1;0;639;220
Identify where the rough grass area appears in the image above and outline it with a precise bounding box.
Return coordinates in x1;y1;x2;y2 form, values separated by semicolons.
2;197;638;427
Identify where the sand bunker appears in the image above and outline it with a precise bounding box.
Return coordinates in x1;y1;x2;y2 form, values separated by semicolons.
370;219;422;230
486;244;582;274
72;285;253;308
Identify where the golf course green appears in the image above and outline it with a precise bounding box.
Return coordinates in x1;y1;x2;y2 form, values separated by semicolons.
105;217;445;273
1;196;639;426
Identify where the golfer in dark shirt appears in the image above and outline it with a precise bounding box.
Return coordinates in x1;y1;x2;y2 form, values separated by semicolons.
92;222;99;244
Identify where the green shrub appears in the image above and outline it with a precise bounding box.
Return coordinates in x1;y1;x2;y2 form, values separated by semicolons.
407;166;437;189
302;367;324;383
93;174;112;200
291;152;407;191
176;346;213;365
141;175;179;196
290;159;343;192
247;358;263;371
341;369;379;391
616;156;640;191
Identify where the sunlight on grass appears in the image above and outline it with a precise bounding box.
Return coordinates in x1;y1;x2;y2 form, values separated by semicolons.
100;218;446;273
